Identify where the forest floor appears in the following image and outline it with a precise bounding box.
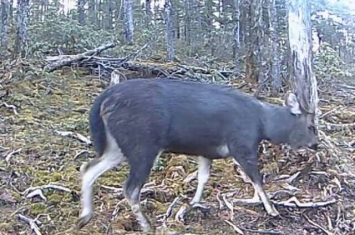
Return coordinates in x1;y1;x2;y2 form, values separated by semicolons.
0;59;354;235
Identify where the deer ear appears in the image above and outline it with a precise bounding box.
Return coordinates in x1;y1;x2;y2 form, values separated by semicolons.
285;92;302;115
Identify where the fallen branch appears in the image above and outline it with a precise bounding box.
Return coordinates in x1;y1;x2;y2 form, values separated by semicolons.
23;183;73;201
1;102;18;115
233;196;336;210
224;220;244;234
157;196;181;224
55;130;92;145
304;214;333;235
44;42;117;72
5;148;22;163
16;214;42;235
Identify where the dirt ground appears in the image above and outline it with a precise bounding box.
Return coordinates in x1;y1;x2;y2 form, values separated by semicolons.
0;62;354;235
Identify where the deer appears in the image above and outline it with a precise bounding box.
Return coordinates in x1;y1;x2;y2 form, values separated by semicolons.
76;78;319;232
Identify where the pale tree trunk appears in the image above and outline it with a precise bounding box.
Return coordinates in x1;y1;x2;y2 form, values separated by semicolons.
245;0;263;87
257;0;270;94
164;0;174;61
123;0;134;44
15;0;29;57
184;0;191;47
88;0;97;27
1;0;9;49
145;0;151;27
103;0;113;29
77;0;85;25
288;0;319;122
270;0;281;95
232;0;240;73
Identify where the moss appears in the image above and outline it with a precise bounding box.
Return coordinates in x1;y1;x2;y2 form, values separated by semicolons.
28;203;48;215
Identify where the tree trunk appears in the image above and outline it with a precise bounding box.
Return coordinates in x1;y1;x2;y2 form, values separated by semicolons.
88;0;98;28
1;0;9;49
77;0;85;25
232;0;240;73
245;0;263;87
288;0;319;121
183;0;191;47
15;0;29;57
270;0;281;95
164;0;175;61
123;0;134;44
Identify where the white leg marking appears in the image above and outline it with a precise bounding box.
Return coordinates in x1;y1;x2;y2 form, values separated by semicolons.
130;203;151;231
80;130;126;219
190;156;212;204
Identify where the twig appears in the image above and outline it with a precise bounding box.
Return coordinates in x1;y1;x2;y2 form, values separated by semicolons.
242;228;284;235
183;170;197;184
216;191;224;209
304;214;333;235
222;194;234;220
233;196;336;209
16;214;42;235
26;189;47;201
274;197;337;208
5;148;22;163
1;102;18;115
224;220;244;234
55;130;92;145
23;183;73;198
157;196;181;224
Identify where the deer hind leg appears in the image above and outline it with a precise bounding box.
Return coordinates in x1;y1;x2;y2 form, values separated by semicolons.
76;131;126;230
232;150;279;216
190;156;212;205
124;147;162;232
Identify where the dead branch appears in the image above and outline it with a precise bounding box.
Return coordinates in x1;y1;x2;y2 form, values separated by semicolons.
224;220;244;234
5;148;22;163
322;120;355;131
44;42;117;72
55;130;92;145
16;214;42;235
304;214;333;235
233;196;336;209
43;43;234;82
22;183;73;200
1;102;18;115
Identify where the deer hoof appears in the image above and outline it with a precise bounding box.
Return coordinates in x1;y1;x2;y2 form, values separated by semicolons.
76;214;92;230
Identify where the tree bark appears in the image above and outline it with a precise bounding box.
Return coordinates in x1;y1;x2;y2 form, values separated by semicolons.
288;0;319;121
1;0;9;49
123;0;134;44
270;0;281;95
164;0;175;61
245;0;263;86
15;0;29;57
77;0;85;25
232;0;240;74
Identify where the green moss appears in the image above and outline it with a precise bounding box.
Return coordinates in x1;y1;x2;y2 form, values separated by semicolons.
29;203;48;215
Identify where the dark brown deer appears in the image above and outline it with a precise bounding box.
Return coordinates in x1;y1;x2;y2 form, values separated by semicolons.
76;78;319;232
